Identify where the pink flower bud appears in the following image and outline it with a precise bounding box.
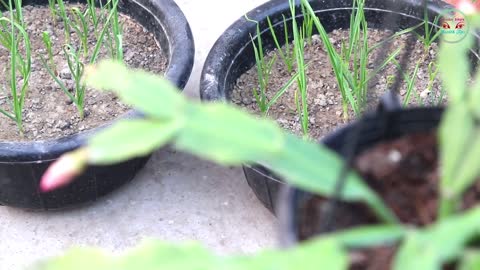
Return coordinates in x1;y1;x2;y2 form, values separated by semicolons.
40;149;88;192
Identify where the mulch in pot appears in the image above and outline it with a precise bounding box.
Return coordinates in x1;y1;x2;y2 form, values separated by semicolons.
232;29;442;140
0;4;167;141
297;131;480;269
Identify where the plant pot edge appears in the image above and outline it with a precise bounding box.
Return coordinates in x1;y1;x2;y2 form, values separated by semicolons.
0;0;194;161
0;0;194;209
276;106;444;246
199;0;452;214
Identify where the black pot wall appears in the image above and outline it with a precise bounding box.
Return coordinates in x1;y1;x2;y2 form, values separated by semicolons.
200;0;451;213
0;0;194;209
278;107;443;245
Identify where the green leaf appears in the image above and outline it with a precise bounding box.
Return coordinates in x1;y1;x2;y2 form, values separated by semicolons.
36;248;112;270
88;119;182;164
84;61;185;119
232;238;348;270
267;133;397;223
174;101;394;222
449;127;480;197
322;225;405;248
393;231;439;270
438;30;473;104
468;36;480;116
118;241;216;270
394;206;480;269
39;238;348;270
469;66;480;117
84;61;393;223
175;102;285;164
459;250;480;270
439;105;480;197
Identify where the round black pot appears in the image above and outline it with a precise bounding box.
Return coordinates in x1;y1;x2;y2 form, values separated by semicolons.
0;0;195;210
277;106;443;245
200;0;450;213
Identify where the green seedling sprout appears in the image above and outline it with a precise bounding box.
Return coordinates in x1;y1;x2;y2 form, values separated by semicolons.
306;0;356;118
283;15;292;71
103;23;115;58
298;0;404;120
0;0;24;25
367;22;425;53
89;0;121;64
291;0;309;136
246;14;304;119
391;59;424;106
0;17;12;48
115;30;123;60
41;45;85;119
70;7;89;56
392;58;440;107
106;31;116;58
47;0;57;23
300;1;314;45
94;0;106;38
0;0;31;135
86;0;98;29
367;8;440;57
425;62;442;105
100;0;122;60
111;0;123;61
247;0;403;135
64;45;86;119
56;0;70;42
417;9;442;52
102;0;114;58
0;0;122;135
245;15;277;114
41;31;56;73
42;0;122;120
401;61;421;107
267;15;294;73
340;0;369;112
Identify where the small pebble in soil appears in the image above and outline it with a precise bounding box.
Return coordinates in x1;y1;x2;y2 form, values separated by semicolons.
388;149;402;163
59;67;72;79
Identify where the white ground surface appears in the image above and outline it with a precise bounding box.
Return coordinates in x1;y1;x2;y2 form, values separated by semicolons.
0;0;275;268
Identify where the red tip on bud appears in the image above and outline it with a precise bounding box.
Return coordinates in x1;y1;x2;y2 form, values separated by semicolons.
40;149;88;192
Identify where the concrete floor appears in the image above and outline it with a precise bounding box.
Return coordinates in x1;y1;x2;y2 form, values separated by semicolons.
0;0;275;269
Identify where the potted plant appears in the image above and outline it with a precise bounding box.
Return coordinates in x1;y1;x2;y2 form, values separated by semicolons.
25;0;480;260
0;0;194;210
273;2;480;269
200;0;455;213
36;40;480;267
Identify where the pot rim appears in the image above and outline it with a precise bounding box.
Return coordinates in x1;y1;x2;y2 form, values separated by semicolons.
277;105;444;246
0;0;194;162
199;0;451;101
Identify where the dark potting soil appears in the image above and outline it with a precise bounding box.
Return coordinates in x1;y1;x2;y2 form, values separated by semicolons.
298;131;480;269
232;29;441;140
0;5;167;141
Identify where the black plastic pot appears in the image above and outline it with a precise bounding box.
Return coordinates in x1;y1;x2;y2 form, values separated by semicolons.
200;0;450;213
277;106;443;245
0;0;194;210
